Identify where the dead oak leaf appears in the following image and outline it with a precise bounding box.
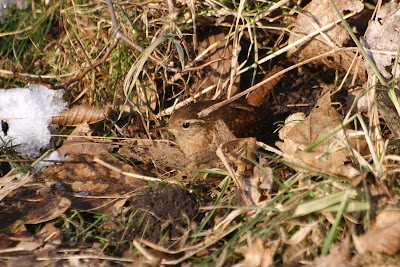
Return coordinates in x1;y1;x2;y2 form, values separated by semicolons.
276;90;364;180
287;0;366;81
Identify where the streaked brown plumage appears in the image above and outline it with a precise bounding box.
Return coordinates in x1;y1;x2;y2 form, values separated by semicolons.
164;66;283;156
166;100;263;156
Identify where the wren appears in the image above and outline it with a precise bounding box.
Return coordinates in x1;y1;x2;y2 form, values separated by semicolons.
165;100;264;156
162;66;283;157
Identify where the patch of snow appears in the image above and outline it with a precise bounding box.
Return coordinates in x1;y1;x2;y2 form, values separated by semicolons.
0;84;67;157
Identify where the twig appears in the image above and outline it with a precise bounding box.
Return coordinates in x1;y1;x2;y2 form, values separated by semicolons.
181;55;232;72
93;156;179;184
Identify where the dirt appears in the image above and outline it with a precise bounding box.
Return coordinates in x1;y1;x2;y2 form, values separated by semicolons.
123;186;198;245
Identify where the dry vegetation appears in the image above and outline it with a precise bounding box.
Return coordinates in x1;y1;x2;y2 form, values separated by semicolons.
1;0;400;266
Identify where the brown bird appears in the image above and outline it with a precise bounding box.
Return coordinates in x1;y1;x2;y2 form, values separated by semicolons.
166;100;262;156
161;66;283;157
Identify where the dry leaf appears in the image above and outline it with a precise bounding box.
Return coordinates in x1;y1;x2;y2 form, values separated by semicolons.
0;172;32;202
12;224;62;252
246;66;284;107
363;2;400;79
287;0;366;81
0;191;71;233
253;157;273;191
51;104;109;126
354;211;400;255
35;223;62;246
35;151;147;213
20;196;71;224
57;123;114;156
286;222;319;245
282;243;307;264
235;238;274;267
276;89;366;179
311;236;351;267
373;210;400;229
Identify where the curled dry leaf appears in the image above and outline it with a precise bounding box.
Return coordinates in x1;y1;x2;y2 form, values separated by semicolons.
287;0;366;81
276;89;367;180
354;210;400;255
51;104;109;126
0;195;71;231
21;196;71;225
363;2;400;79
0;181;70;234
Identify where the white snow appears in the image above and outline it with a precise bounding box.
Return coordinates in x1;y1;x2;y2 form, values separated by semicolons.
0;84;67;157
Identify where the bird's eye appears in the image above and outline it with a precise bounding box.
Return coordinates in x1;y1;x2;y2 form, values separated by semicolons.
182;122;191;129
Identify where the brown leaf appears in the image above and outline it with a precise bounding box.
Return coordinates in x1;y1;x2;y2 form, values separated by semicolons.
51;104;109;126
373;210;400;229
57;123;114;156
20;196;71;225
354;211;400;255
12;224;62;252
236;238;275;267
355;222;400;255
283;90;342;152
287;0;366;81
0;172;32;202
35;223;62;246
253;157;274;192
311;236;351;267
282;243;307;264
36;151;147;213
246;66;284;107
364;2;400;79
0;192;71;233
277;89;366;179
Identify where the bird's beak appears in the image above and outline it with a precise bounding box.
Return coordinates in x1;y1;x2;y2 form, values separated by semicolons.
152;124;170;131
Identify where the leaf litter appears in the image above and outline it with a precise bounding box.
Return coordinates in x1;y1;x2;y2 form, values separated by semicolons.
0;0;400;266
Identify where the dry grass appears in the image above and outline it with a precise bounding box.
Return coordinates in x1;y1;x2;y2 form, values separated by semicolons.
1;0;400;266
